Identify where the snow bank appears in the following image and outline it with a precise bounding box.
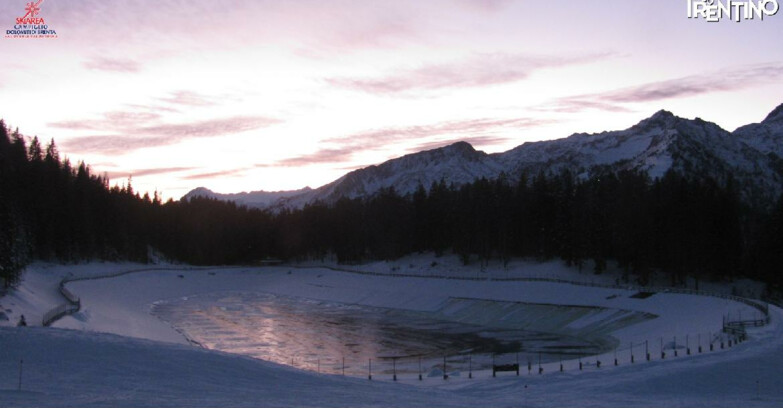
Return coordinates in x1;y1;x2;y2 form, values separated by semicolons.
1;259;781;407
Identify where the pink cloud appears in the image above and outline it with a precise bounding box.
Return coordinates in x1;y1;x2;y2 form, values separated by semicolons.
542;62;783;113
182;168;249;180
49;111;164;132
270;116;551;167
62;115;281;154
327;52;614;94
158;91;219;107
83;57;141;73
105;167;196;179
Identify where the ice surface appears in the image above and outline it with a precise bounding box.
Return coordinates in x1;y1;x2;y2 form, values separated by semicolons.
1;258;780;407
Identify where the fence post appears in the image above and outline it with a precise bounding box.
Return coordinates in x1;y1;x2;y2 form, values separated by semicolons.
661;337;665;359
443;356;448;380
631;342;634;364
419;357;422;381
18;359;23;392
393;357;397;381
469;354;473;379
674;336;678;357
369;358;372;380
646;340;650;361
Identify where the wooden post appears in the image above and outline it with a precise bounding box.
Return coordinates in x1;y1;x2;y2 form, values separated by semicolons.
369;359;372;380
538;352;543;374
661;337;665;359
674;336;678;357
18;359;23;392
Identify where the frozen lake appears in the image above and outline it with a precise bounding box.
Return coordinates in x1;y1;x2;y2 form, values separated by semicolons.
151;292;605;376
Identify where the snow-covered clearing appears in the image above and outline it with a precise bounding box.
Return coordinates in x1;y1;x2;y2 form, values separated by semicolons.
1;255;781;407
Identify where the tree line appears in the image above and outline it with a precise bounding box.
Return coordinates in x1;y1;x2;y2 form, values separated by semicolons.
1;121;153;286
2;121;782;292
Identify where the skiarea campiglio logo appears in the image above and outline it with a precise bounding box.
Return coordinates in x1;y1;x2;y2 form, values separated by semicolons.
5;0;58;39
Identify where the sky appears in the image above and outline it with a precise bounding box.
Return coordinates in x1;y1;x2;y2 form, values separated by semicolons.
1;0;782;200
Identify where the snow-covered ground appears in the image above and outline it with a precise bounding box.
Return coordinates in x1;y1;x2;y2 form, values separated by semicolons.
1;255;781;407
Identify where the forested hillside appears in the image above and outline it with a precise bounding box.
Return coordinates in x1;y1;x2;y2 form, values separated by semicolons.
2;120;782;291
1;121;155;287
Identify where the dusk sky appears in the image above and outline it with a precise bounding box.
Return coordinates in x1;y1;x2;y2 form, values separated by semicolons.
2;0;782;200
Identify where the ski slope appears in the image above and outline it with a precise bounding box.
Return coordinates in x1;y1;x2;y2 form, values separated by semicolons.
1;258;781;407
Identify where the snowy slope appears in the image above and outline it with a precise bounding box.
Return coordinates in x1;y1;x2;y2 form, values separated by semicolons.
500;110;782;205
1;261;782;407
496;111;684;179
185;104;783;209
0;326;477;408
734;103;783;160
278;141;505;208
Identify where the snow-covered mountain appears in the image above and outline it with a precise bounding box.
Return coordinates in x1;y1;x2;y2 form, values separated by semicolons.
498;108;783;206
273;141;506;208
184;103;783;209
733;103;783;160
182;186;312;208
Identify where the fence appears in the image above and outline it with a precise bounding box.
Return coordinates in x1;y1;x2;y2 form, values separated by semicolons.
41;280;81;326
38;263;773;379
256;327;750;382
40;265;242;326
275;265;774;380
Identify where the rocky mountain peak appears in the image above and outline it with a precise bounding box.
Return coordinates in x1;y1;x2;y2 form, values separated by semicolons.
630;109;681;133
186;103;783;210
762;103;783;124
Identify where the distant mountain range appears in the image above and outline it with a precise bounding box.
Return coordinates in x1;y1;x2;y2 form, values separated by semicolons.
184;103;783;209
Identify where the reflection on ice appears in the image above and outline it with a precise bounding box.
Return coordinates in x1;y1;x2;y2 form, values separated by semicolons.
151;292;604;376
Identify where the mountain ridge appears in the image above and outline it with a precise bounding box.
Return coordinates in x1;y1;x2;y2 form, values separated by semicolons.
185;104;783;209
